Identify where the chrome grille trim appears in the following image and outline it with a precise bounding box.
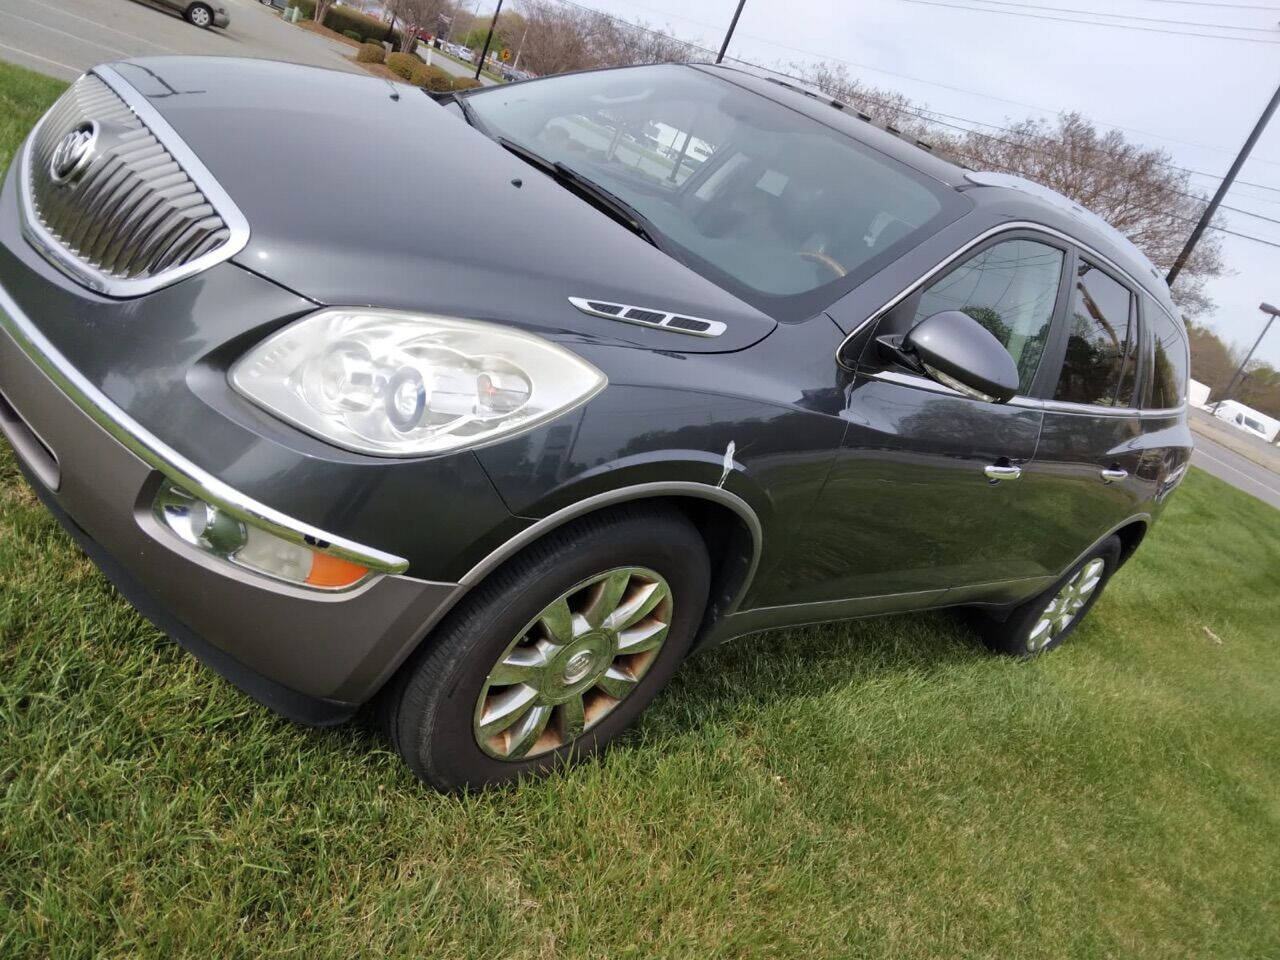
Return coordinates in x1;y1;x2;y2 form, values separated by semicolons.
18;65;249;298
568;297;726;338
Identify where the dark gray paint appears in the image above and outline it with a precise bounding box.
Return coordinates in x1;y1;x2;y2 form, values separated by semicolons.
0;59;1192;721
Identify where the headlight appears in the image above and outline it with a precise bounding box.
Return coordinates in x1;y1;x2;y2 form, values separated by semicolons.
230;309;606;457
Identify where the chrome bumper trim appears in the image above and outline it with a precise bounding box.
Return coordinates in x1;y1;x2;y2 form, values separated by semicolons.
0;281;409;575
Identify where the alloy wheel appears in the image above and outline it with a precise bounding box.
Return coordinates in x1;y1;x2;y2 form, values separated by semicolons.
1025;557;1105;653
473;567;673;760
191;7;211;25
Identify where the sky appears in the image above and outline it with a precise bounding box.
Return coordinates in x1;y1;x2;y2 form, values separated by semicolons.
582;0;1280;365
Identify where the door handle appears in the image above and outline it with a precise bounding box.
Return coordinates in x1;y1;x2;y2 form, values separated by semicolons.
1100;467;1128;484
984;463;1022;482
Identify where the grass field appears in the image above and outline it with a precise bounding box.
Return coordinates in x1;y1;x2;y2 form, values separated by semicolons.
2;60;1279;959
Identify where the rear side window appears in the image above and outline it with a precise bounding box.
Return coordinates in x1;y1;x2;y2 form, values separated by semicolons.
1145;304;1188;409
1053;260;1137;406
912;238;1064;395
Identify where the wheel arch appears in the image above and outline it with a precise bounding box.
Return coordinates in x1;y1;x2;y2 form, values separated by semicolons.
1113;517;1149;568
459;482;763;626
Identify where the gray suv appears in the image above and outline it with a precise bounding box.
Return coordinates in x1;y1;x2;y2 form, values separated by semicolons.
0;60;1191;790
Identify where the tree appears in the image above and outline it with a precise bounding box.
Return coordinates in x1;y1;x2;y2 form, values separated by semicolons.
794;64;1226;322
512;0;701;76
796;62;939;143
386;0;453;52
952;113;1225;320
313;0;334;30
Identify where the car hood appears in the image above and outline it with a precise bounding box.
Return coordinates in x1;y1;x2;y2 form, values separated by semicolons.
109;58;777;353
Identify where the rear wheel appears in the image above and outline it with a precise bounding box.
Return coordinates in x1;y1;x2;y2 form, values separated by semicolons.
380;504;709;791
186;3;213;27
977;536;1121;657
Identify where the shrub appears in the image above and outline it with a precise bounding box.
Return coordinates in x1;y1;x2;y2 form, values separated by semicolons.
326;6;398;45
385;52;418;81
409;63;455;91
364;36;382;46
450;77;481;91
342;29;361;41
355;42;385;64
289;1;401;46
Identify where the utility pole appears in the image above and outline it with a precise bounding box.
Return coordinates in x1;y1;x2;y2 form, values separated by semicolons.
716;0;747;64
474;0;503;80
1167;79;1280;287
1220;302;1280;405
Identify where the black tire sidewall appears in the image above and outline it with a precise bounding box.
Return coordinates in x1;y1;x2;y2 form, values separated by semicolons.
187;3;212;25
985;536;1122;657
394;508;709;790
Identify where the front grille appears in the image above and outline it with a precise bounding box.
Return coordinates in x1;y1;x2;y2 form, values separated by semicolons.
19;70;245;297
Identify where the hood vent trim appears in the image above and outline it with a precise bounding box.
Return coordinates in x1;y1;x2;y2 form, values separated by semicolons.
17;66;249;298
568;297;726;338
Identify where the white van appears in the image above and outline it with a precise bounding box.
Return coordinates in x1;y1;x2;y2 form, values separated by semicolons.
1212;400;1280;443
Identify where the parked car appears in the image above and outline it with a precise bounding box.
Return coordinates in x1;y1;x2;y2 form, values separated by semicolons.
1211;399;1280;442
155;0;230;28
0;60;1191;791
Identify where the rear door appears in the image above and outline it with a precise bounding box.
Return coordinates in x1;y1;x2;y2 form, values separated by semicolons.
1016;253;1155;579
780;232;1071;608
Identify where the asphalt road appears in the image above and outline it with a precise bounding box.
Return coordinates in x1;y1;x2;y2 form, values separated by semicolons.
0;0;362;79
1192;433;1280;511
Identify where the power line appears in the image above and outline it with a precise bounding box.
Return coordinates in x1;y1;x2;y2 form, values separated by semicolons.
566;0;1280;168
837;83;1280;219
702;15;1280;167
899;0;1280;43
527;0;1280;212
1099;0;1280;9
952;0;1280;34
950;152;1280;247
837;86;1280;237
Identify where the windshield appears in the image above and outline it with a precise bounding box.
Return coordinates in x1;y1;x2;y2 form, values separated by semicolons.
464;65;964;320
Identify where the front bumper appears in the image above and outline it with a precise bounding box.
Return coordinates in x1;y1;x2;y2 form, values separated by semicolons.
214;11;230;28
0;283;460;723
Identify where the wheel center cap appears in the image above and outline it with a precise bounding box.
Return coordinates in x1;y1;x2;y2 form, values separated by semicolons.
562;650;596;684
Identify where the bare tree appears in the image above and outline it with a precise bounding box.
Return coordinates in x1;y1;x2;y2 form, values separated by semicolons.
952;113;1225;318
386;0;454;52
514;0;705;76
795;62;938;143
313;0;334;30
792;63;1223;318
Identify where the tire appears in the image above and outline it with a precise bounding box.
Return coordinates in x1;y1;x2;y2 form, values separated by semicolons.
186;3;213;27
977;535;1121;657
380;504;710;791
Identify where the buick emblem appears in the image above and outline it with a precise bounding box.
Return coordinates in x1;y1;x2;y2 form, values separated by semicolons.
49;121;98;186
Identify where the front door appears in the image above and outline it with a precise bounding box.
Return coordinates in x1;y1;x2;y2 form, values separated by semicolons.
782;234;1071;607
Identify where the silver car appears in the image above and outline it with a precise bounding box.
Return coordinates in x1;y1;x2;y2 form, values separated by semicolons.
153;0;230;28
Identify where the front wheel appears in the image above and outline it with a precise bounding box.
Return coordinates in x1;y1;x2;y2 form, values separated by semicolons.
380;504;710;791
977;536;1121;657
186;3;213;27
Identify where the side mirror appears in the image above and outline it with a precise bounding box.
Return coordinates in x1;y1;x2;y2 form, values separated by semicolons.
902;310;1020;403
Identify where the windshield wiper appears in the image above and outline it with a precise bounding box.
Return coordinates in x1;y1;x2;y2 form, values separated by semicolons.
454;94;480;128
496;137;664;250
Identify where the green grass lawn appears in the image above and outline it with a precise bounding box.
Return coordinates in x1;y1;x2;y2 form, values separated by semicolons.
2;60;1279;959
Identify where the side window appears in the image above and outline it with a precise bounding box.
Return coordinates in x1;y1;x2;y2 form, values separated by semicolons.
912;238;1064;395
1145;304;1188;409
1053;261;1136;406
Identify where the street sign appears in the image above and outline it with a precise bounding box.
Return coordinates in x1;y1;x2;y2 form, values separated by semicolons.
500;48;511;61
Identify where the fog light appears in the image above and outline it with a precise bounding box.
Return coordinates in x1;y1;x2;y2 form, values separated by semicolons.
153;482;370;589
